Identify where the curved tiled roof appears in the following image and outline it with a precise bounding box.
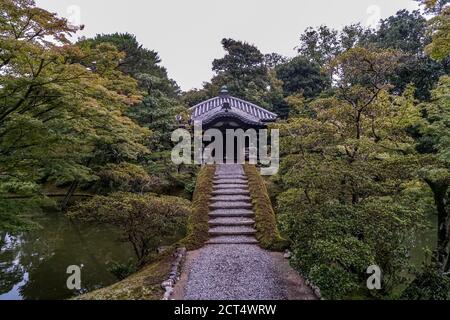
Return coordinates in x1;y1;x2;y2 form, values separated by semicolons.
189;94;278;125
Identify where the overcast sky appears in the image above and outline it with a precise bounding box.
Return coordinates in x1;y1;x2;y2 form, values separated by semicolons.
35;0;420;91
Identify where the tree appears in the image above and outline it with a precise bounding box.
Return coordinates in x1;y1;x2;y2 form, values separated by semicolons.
426;7;450;62
87;33;179;97
0;0;150;228
418;76;450;273
297;25;341;67
374;10;429;55
274;47;425;298
83;34;183;149
212;38;267;84
297;11;446;100
368;10;445;100
415;0;449;14
70;192;191;266
275;56;330;98
77;34;196;194
263;52;287;68
0;0;84;228
328;47;403;116
181;88;212;107
209;38;273;108
95;162;161;194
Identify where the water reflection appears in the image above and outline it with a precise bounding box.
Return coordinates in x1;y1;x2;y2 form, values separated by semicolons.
0;212;135;300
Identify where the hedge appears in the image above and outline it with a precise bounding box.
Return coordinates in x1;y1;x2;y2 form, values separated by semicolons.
243;164;289;251
180;165;216;250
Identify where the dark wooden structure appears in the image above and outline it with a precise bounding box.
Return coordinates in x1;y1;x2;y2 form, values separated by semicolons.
189;87;278;161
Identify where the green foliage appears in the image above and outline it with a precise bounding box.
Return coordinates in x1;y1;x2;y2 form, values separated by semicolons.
212;38;268;93
181;165;215;250
70;192;191;266
375;10;429;54
370;10;445;100
274;47;426;298
205;38;283;112
297;11;447;100
108;260;137;281
416;0;449;15
0;1;152;230
419;76;450;162
297;25;342;66
426;7;450;62
85;33;183;150
402;264;450;300
87;32;197;194
417;76;450;272
181;89;213;107
88;33;178;96
309;264;359;300
96;162;161;194
243;165;289;251
275;56;330;98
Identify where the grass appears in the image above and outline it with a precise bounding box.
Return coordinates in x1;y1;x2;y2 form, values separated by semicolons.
243;164;289;251
179;164;216;250
74;248;176;300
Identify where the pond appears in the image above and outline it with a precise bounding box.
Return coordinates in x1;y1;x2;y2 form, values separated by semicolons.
0;211;135;300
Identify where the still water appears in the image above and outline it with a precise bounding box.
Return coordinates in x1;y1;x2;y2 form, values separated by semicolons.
0;211;135;300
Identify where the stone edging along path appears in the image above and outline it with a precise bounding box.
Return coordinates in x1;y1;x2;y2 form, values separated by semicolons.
161;247;187;300
166;164;318;300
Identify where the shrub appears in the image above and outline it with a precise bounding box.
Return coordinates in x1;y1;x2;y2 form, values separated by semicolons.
180;165;215;250
243;164;289;251
309;264;359;300
402;266;450;300
277;189;424;299
70;192;191;267
108;260;137;280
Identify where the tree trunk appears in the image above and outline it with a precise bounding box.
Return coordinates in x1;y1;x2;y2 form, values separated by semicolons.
60;180;79;211
426;179;449;272
60;158;93;211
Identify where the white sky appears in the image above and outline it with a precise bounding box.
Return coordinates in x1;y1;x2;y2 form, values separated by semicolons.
35;0;420;91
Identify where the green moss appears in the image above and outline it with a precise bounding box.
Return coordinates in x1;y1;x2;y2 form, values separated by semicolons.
243;164;289;251
179;165;215;250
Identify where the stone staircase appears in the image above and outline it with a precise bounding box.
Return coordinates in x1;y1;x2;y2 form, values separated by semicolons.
207;164;258;245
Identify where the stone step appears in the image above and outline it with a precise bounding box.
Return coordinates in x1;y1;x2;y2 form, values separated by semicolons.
210;195;252;202
208;209;254;218
212;189;250;196
209;226;257;236
206;235;259;245
213;179;248;185
209;201;252;210
208;217;255;227
213;184;250;190
214;175;247;180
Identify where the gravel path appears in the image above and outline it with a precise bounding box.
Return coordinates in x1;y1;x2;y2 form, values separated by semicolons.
183;245;285;300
